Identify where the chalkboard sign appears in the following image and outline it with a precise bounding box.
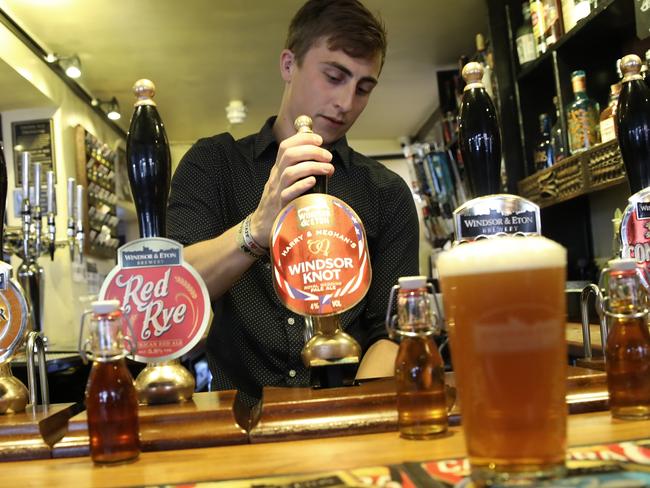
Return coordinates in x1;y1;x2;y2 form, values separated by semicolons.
636;0;650;40
11;118;55;186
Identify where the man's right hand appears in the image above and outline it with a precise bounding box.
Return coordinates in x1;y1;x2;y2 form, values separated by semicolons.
249;132;334;248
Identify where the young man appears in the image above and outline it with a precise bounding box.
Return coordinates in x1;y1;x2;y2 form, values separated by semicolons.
167;0;419;400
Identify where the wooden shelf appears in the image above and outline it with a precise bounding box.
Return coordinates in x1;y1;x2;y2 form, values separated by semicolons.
518;139;626;208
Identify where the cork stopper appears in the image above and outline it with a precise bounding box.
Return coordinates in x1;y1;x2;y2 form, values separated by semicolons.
133;79;157;106
620;54;643;82
294;115;313;134
462;62;484;90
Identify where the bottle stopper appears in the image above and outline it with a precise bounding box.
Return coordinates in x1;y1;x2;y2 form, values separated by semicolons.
461;62;484;89
133;79;157;106
608;258;637;271
294;115;313;134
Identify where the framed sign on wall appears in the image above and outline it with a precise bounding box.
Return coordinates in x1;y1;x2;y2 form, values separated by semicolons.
11;118;55;186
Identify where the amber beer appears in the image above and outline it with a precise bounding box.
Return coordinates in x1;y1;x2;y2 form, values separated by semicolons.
437;236;567;485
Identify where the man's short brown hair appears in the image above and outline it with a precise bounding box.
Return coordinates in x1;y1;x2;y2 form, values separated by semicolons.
286;0;387;69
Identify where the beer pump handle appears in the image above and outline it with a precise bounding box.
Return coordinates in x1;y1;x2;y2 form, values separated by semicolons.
458;62;501;197
126;79;171;239
20;153;31;262
47;171;56;260
617;54;650;194
33;163;42;255
76;184;84;260
33;163;41;216
294;115;328;195
22;152;29;201
0;149;7;257
67;178;76;260
67;178;75;220
46;171;55;215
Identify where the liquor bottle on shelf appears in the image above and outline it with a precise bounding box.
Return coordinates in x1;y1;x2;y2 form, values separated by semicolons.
599;83;622;144
529;0;547;55
617;54;650;195
567;70;600;155
542;0;564;48
551;96;567;162
561;0;576;32
516;2;537;66
604;258;650;420
572;0;591;24
534;113;554;171
474;33;498;109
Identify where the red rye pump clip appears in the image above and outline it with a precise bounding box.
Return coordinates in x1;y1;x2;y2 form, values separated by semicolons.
270;116;372;388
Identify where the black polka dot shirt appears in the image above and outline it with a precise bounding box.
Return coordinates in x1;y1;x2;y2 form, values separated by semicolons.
167;117;419;400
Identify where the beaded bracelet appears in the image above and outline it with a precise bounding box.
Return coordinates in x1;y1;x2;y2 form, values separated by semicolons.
237;214;267;258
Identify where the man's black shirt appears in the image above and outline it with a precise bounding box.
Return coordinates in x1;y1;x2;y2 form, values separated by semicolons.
167;117;419;399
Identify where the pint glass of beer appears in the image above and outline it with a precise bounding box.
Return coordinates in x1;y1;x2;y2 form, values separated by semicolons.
437;236;567;486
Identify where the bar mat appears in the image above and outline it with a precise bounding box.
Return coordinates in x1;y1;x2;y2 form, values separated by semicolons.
146;438;650;487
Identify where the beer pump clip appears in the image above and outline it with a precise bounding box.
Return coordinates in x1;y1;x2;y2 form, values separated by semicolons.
270;116;372;387
453;195;541;244
620;187;650;291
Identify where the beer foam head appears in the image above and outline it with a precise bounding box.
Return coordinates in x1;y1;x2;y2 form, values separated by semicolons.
436;236;566;277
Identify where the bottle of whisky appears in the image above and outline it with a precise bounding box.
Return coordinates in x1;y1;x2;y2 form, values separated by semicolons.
617;54;650;194
599;83;622;144
542;0;564;48
534;113;554;171
516;2;537;66
572;0;591;24
561;0;576;32
551;96;567;161
529;0;547;55
474;33;498;110
567;70;600;155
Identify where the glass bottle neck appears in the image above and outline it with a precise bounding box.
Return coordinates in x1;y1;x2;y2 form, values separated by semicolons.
608;270;647;314
397;288;433;334
89;313;128;361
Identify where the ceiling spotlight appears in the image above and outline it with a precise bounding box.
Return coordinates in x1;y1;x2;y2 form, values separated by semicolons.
226;100;247;125
60;55;81;78
44;53;58;63
107;98;121;120
94;97;121;121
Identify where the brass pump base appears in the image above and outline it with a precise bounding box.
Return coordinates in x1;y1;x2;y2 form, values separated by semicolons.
301;316;361;367
0;363;28;414
135;359;195;405
301;316;361;388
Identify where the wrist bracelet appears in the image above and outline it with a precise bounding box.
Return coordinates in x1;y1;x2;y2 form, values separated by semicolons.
237;215;267;258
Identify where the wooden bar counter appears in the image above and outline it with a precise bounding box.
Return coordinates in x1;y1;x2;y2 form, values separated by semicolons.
3;411;649;487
